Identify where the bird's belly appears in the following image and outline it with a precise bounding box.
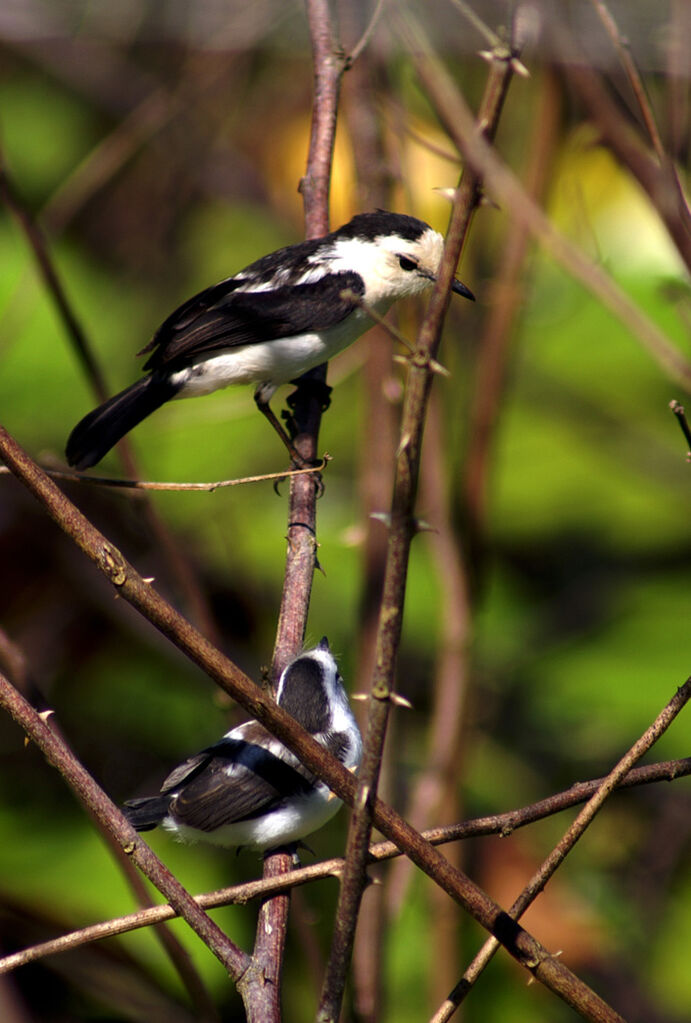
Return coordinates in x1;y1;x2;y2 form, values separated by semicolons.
163;787;341;850
172;319;366;399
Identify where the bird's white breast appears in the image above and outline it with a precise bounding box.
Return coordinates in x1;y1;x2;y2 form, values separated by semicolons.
170;311;373;401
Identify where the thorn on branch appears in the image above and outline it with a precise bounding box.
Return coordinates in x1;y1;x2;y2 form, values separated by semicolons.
395;432;412;459
670;399;691;458
413;518;436;534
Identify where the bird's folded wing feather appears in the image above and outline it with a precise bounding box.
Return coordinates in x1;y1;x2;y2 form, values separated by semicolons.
140;273;365;372
165;731;317;830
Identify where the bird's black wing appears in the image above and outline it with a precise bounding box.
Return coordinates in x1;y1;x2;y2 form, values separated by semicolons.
140;272;365;373
166;726;315;832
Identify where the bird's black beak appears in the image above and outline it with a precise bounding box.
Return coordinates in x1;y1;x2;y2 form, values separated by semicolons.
318;636;330;651
452;279;475;301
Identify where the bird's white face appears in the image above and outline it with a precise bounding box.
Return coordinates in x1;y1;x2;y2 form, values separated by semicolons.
327;228;446;307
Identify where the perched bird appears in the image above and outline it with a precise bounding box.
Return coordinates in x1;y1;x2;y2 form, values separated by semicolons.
66;210;474;469
123;639;362;852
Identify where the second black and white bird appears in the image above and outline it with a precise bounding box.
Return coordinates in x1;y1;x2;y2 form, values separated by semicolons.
123;639;362;851
66;210;474;469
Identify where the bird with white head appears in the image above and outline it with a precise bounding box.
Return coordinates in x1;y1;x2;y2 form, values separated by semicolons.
66;211;473;469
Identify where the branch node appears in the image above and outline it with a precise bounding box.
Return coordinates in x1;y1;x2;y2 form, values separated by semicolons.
99;543;128;586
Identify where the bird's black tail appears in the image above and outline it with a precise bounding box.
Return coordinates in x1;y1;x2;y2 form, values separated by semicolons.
123;796;171;832
66;374;180;470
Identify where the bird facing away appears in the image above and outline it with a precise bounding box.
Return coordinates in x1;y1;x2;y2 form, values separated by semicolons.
123;639;362;852
66;210;474;469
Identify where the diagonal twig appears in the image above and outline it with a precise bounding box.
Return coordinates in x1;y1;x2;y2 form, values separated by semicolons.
316;20;525;1021
0;670;250;981
2;756;686;977
410;18;691;391
0;426;631;1021
431;677;691;1021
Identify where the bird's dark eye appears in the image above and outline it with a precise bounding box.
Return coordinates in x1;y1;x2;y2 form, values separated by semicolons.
398;256;418;272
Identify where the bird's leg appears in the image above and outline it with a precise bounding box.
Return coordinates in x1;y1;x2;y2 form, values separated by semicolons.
254;393;308;467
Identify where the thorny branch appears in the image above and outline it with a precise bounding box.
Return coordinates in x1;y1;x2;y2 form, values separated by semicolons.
252;1;348;1018
317;23;518;1023
1;757;686;977
406;15;691;392
0;428;628;1021
432;677;691;1021
0;669;251;982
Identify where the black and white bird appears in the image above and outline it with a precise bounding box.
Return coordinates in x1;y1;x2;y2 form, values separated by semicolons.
66;210;474;469
123;639;362;852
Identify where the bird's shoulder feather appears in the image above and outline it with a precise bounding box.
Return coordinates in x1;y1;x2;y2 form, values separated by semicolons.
139;271;365;372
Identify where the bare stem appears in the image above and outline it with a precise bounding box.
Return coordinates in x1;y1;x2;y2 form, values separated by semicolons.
670;399;691;453
432;676;691;1021
1;460;327;492
1;757;686;977
409;18;691;390
256;2;348;1018
0;427;633;1020
317;27;522;1023
0;670;250;980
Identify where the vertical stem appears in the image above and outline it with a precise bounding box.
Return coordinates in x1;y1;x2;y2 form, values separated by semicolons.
317;25;520;1020
253;3;346;1021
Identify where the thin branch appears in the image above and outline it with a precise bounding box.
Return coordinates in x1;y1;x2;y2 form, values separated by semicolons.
346;0;386;66
447;0;502;49
0;139;219;640
407;19;691;391
238;854;293;1023
317;25;521;1022
432;676;691;1021
461;65;561;569
0;631;219;1021
0;427;635;1020
2;757;686;976
0;150;109;400
0;670;250;980
0;459;328;492
670;399;691;455
254;2;349;1018
587;0;667;161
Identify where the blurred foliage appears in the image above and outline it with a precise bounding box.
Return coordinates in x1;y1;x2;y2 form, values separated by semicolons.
0;3;690;1022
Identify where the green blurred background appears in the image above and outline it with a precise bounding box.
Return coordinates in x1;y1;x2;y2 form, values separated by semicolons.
0;3;689;1021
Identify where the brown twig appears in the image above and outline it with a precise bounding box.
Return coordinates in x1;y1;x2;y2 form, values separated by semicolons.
461;66;561;570
670;399;691;455
0;151;109;400
238;854;293;1023
409;19;691;392
587;0;667;162
0;138;218;640
0;460;328;492
0;427;631;1020
0;630;219;1021
383;388;471;1001
317;24;519;1021
256;3;349;1018
0;670;250;981
432;676;691;1021
2;756;687;977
